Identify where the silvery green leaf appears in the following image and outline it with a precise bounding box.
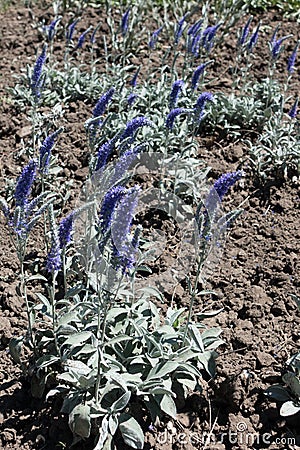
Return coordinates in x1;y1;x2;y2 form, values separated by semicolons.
63;360;91;375
69;404;91;438
57;372;78;384
290;294;300;312
57;311;78;327
35;354;60;369
264;385;292;402
149;386;175;397
110;391;131;413
46;386;67;401
31;372;48;398
119;413;144;449
166;307;186;327
35;292;50;312
105;335;132;346
147;361;178;380
282;372;300;396
64;331;92;346
9;336;23;364
158;394;177;419
280;400;300;417
189;324;205;352
65;284;85;298
109;414;119;436
27;274;48;282
137;286;164;302
197;350;218;377
93;416;110;450
196;308;223;319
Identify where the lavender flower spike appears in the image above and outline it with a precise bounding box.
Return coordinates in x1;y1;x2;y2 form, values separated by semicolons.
191;61;213;90
194;92;214;123
31;45;47;100
288;42;299;74
75;27;91;50
169;80;184;109
272;35;291;60
66;19;79;42
288;97;298;119
99;186;126;235
47;17;61;42
15;160;37;208
121;8;130;37
39;128;63;174
95;139;115;172
213;170;244;201
238;16;252;47
247;22;260;52
59;211;75;249
127;92;138;108
174;13;188;45
46;206;61;272
130;67;140;87
166;108;191;131
93;87;115;118
111;186;140;273
120;116;154;140
149;26;163;50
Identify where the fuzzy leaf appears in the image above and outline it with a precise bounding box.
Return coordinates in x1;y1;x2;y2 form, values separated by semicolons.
280;400;300;417
9;336;23;364
265;385;292;402
158;394;177;418
64;331;92;346
119;414;144;449
69;404;91;438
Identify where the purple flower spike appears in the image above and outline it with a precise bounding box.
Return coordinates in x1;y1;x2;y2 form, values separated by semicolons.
95;139;115;172
149;26;163;50
213;170;244;201
99;186;127;235
166;108;191;130
191;62;212;90
202;24;220;52
247;23;260;52
169;79;184;109
120;116;154;141
272;36;290;60
31;45;47;101
75;27;91;50
188;20;203;37
194;92;214;123
46;237;61;272
127;92;138;107
121;8;130;37
93;87;115;118
238;17;252;46
15;160;37;208
39;128;63;174
288;43;298;74
59;212;75;249
47;17;61;42
111;186;140;273
174;13;188;45
288;98;298;118
130;67;140;87
66;19;79;42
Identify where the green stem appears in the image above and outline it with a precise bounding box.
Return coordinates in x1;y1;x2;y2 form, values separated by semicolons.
51;271;60;356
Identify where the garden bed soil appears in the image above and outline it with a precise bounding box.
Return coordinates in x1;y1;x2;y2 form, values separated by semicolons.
0;2;299;450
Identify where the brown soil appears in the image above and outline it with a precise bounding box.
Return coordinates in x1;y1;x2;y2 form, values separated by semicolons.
0;2;299;450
